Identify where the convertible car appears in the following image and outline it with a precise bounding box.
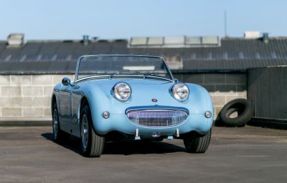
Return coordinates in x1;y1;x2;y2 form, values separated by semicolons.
51;55;213;157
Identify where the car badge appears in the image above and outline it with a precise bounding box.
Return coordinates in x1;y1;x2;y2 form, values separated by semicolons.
152;98;158;102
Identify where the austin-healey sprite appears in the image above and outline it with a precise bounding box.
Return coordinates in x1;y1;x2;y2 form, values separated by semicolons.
51;55;213;157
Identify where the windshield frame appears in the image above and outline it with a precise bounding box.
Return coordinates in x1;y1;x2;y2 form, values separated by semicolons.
74;54;174;82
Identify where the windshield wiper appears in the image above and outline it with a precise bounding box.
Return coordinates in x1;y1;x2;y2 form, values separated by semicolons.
143;74;173;82
109;73;116;79
75;75;111;82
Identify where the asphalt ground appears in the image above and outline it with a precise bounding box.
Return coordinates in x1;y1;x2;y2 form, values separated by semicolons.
0;126;287;183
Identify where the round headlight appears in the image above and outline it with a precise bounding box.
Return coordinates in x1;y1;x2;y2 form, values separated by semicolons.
113;82;131;101
172;83;189;101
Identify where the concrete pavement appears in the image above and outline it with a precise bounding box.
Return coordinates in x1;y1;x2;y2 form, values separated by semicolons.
0;126;287;183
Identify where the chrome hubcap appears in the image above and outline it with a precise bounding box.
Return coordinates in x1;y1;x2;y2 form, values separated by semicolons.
52;109;59;140
81;114;89;151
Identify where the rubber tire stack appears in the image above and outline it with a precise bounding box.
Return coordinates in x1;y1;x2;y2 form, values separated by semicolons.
219;98;253;127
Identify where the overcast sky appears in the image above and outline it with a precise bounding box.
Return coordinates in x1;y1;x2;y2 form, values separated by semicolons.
0;0;286;40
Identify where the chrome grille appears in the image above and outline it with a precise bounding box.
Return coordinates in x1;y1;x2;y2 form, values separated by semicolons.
127;109;188;127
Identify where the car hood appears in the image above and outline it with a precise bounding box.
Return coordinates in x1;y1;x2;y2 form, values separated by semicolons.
76;77;212;115
78;78;179;105
80;78;174;92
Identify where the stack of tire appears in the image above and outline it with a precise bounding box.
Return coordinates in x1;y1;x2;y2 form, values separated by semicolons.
216;99;253;127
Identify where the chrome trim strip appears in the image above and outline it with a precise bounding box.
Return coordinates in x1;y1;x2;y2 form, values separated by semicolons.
125;106;189;115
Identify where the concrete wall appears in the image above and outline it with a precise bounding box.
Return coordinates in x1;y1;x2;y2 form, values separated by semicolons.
0;75;73;121
174;73;247;117
0;73;246;121
248;67;287;121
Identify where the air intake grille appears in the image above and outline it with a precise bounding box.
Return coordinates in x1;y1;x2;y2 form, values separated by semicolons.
127;109;188;127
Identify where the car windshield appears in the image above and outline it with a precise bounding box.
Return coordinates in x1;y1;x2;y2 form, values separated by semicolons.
76;55;173;80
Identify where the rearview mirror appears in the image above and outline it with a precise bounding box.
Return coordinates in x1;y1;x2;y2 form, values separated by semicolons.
62;77;71;86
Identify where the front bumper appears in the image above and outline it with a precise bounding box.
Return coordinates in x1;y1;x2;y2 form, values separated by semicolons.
91;105;213;138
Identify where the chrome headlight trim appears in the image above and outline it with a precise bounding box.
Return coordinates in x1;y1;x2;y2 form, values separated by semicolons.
113;82;131;102
172;83;189;102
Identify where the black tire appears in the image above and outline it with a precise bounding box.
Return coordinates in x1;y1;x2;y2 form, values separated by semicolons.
52;103;64;142
219;98;253;127
80;104;105;157
183;130;212;153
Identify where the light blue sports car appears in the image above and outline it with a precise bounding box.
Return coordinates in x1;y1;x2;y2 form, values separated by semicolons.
51;55;213;157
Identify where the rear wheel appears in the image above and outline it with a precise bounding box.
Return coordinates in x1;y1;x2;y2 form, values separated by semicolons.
80;104;105;157
52;103;64;142
183;130;212;153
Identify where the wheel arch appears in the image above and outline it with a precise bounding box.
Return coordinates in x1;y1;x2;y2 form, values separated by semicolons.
51;94;57;114
80;96;89;108
78;96;90;125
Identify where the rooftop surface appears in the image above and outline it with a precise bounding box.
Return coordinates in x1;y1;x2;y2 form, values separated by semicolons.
0;126;286;182
1;37;287;73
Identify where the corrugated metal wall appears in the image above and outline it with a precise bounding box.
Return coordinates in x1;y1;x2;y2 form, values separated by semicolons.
248;67;287;121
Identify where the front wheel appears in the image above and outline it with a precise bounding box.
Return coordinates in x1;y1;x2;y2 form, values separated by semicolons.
80;104;105;157
183;130;212;153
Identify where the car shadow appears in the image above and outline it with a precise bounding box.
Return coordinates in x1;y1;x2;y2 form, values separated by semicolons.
42;133;82;155
41;132;186;156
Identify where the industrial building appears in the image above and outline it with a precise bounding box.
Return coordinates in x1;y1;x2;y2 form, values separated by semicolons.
0;33;286;125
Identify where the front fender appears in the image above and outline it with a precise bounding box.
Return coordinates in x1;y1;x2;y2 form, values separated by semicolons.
80;85;115;134
186;83;214;116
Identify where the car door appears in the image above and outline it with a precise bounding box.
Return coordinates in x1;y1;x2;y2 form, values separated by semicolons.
70;84;82;137
58;84;72;133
